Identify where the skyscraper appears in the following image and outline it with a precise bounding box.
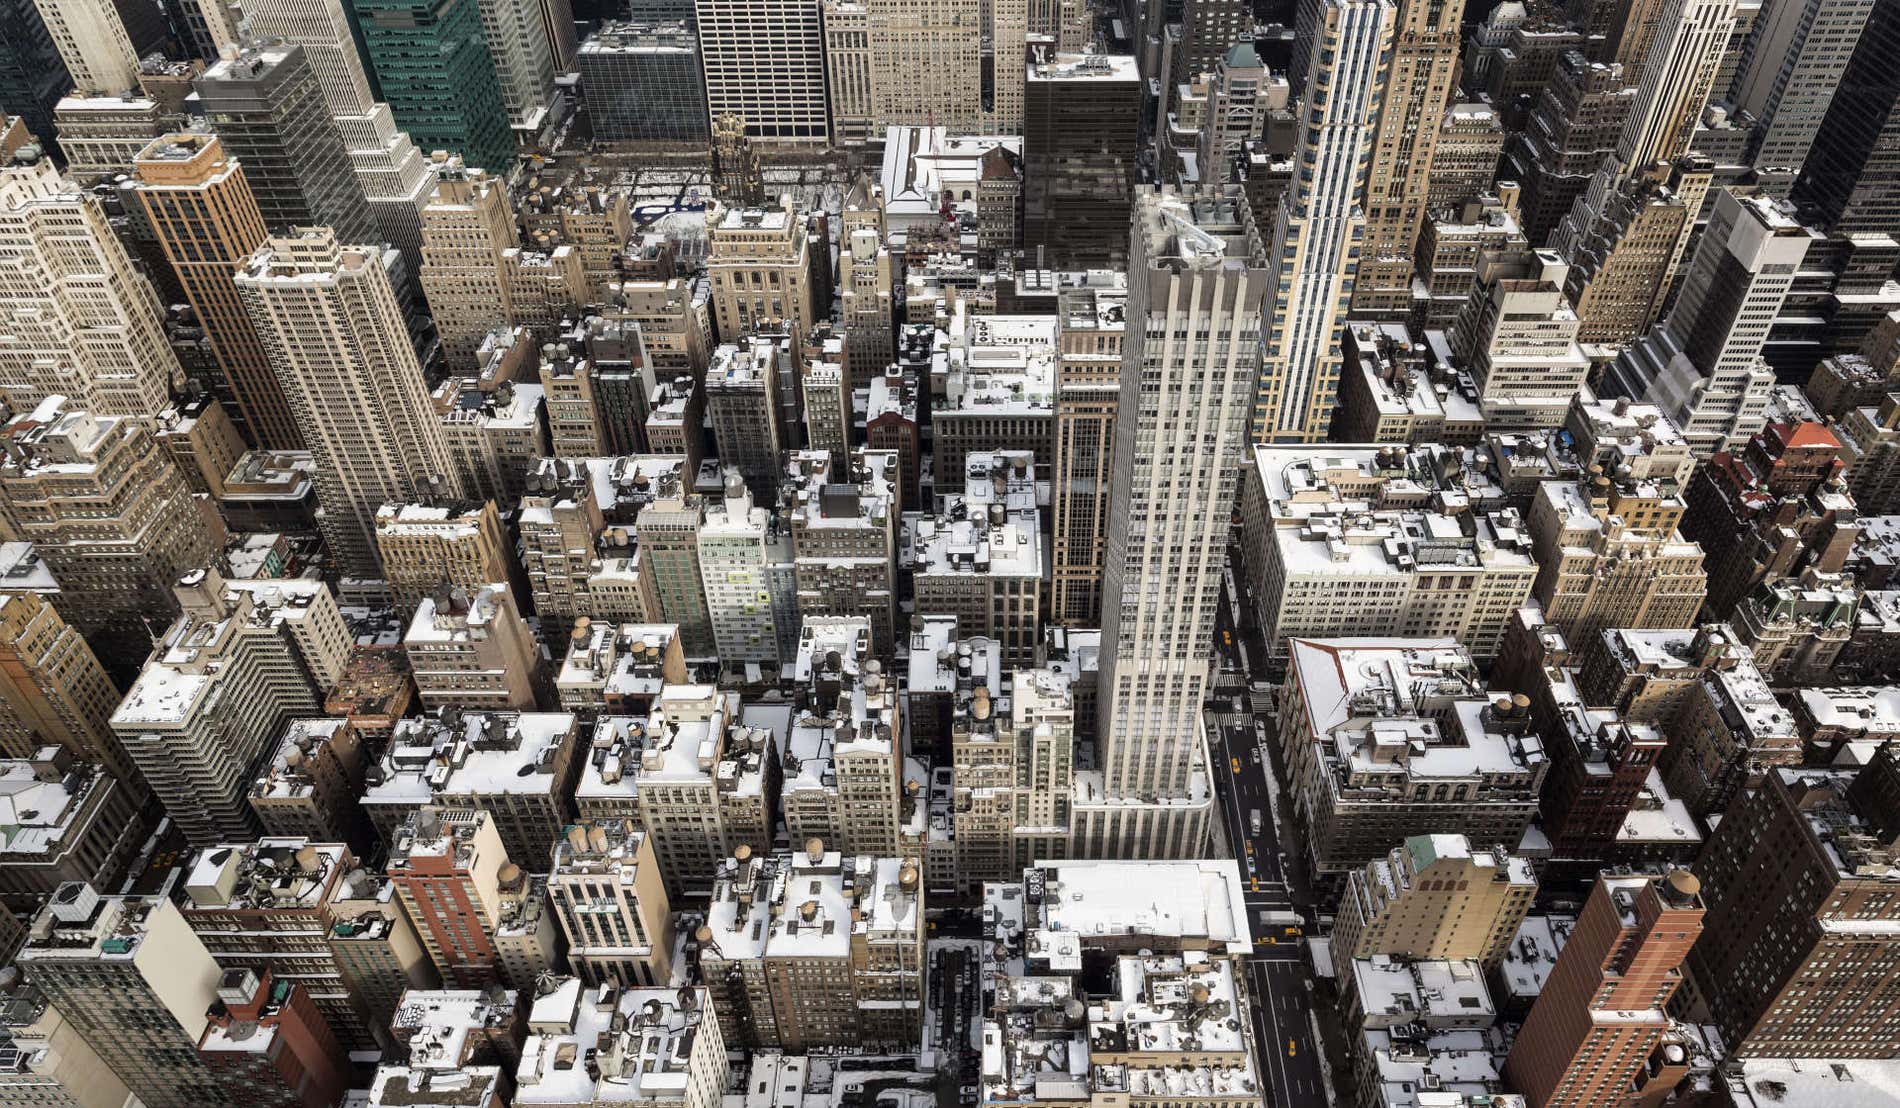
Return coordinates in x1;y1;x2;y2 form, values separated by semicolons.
418;156;519;366
30;0;138;95
1612;189;1814;453
235;227;464;579
1256;0;1391;441
693;0;829;142
0;0;70;147
133;133;303;450
237;0;435;280
1615;0;1736;174
1349;0;1467;315
1078;190;1267;859
1502;870;1705;1108
0;153;179;420
475;0;558;137
819;0;1027;140
1788;0;1900;234
1021;53;1141;270
193;42;379;247
350;0;516;171
1727;0;1876;190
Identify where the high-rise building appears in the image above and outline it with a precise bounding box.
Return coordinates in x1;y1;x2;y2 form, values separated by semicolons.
235;228;464;579
706;200;821;351
1527;472;1707;644
195;968;352;1108
1686;763;1900;1057
819;0;1026;142
0;748;150;909
576;22;709;145
0;975;135;1108
838;185;894;389
177;839;378;1052
1615;0;1737;175
325;868;442;1046
547;822;676;987
1080;191;1266;859
15;887;230;1108
1728;0;1877;190
0;0;70;149
193;43;379;247
1554;163;1698;347
694;0;828;142
1021;53;1140;270
417;157;518;367
402;583;543;711
237;0;435;282
1611;190;1815;454
785;451;898;654
905;451;1044;666
705;338;788;498
698;474;797;667
476;0;558;138
374;500;512;617
1256;0;1391;441
112;572;348;846
350;0;516;171
133;133;303;450
1452;250;1593;428
0;403;219;675
1426;102;1506;212
1787;0;1900;235
51;93;176;183
1172;0;1251;87
1050;282;1125;627
0;154;179;420
385;807;519;987
1332;835;1537;967
1506;51;1635;244
0;592;132;781
30;0;137;95
1502;871;1705;1108
1350;0;1467;315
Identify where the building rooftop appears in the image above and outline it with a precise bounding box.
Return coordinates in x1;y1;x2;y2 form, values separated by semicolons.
516;979;715;1105
366;710;576;807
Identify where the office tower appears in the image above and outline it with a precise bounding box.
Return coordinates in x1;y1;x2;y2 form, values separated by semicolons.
31;0;138;94
51;94;175;182
699;475;796;667
547;822;676;987
235;228;464;579
386;807;519;987
1788;0;1900;234
1507;52;1634;244
1686;762;1900;1057
113;572;346;845
1021;54;1140;270
0;155;178;419
933;311;1057;483
1332;835;1537;967
1427;103;1505;211
1279;640;1548;875
476;0;558;137
1077;191;1264;860
1193;43;1277;190
237;0;435;281
0;593;132;780
0;976;135;1108
418;157;519;366
1839;395;1900;514
133;134;301;450
694;0;828;142
374;501;510;616
537;345;603;456
1616;0;1737;174
1612;191;1814;454
577;22;709;144
906;452;1044;665
1452;251;1593;428
699;846;924;1050
325;868;442;1046
178;839;377;1052
1050;283;1125;627
819;0;1026;142
1350;0;1467;315
705;338;788;498
1503;871;1705;1108
1256;0;1391;441
1556;165;1696;346
0;0;68;149
195;968;351;1108
15;888;230;1108
781;619;907;858
402;583;542;710
350;0;515;171
706;200;821;350
1729;0;1876;188
786;451;899;654
0;404;218;676
1244;446;1540;660
1172;0;1250;86
635;481;715;657
194;43;380;247
838;185;894;389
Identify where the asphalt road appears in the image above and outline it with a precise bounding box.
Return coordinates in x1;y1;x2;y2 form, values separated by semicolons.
1210;574;1329;1108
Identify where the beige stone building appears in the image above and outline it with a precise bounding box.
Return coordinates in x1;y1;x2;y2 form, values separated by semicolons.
1051;282;1125;626
1528;475;1707;645
0;591;131;781
547;822;676;987
821;0;1027;143
374;500;512;617
402;582;543;711
419;157;521;367
1331;834;1537;967
707;199;821;349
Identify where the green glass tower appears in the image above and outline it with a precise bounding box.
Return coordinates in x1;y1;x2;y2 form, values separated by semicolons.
348;0;515;172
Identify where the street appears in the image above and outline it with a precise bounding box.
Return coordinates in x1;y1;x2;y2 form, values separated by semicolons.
1209;569;1330;1107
